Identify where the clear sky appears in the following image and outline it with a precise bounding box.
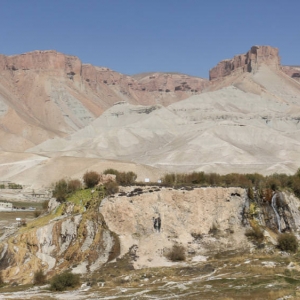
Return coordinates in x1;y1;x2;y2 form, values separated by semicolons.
0;0;299;78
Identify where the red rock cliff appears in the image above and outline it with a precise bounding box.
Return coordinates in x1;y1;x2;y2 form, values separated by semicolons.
209;45;280;81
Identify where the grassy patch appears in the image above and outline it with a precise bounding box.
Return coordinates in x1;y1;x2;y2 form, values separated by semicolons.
67;188;94;206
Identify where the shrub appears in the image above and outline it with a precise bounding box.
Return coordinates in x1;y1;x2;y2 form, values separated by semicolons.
247;187;254;200
277;233;298;253
34;269;47;285
166;245;186;262
103;169;137;185
191;232;203;240
83;171;100;188
68;179;82;193
50;271;80;291
34;210;42;218
103;169;119;176
209;223;219;235
52;179;68;202
245;226;264;242
104;181;119;195
292;177;300;199
20;219;27;227
0;272;4;286
42;200;49;210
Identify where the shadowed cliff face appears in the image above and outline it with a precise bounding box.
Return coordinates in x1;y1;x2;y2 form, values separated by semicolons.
0;187;299;284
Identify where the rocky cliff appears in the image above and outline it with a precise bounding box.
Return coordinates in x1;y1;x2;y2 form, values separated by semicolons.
0;197;120;284
0;51;208;151
1;186;300;284
209;45;280;80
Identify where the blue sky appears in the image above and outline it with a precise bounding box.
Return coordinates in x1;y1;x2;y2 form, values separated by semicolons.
0;0;299;78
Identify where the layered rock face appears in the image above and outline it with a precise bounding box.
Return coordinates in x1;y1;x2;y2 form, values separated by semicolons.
0;50;208;151
209;45;280;80
0;45;300;187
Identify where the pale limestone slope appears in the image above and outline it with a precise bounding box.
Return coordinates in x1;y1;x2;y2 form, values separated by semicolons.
25;64;300;179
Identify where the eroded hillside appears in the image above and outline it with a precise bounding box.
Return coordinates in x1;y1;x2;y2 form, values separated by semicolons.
0;51;208;152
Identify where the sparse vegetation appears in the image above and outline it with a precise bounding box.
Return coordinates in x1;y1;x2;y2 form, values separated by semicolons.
42;200;49;210
33;269;47;285
245;225;264;242
160;169;300;199
8;183;22;189
20;219;27;227
83;171;100;188
104;181;119;195
34;210;42;218
165;245;186;261
52;178;83;202
209;222;219;236
277;233;298;253
67;179;82;192
0;272;4;287
50;271;80;291
103;169;137;185
191;232;203;240
52;179;68;202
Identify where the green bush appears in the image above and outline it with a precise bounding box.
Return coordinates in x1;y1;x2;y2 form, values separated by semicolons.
166;245;186;262
52;179;68;202
34;269;47;285
83;171;100;188
50;271;80;291
277;233;298;253
104;181;119;195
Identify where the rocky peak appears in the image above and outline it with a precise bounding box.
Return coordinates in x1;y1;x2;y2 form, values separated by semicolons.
209;45;280;81
0;50;82;75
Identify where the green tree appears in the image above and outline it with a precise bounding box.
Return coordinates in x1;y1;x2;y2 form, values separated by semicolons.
52;179;68;203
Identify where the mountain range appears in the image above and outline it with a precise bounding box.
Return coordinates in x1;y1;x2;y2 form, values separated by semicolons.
0;45;299;188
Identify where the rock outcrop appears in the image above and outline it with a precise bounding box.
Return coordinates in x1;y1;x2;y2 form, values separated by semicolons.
0;202;120;284
0;186;300;284
209;45;280;80
100;187;300;269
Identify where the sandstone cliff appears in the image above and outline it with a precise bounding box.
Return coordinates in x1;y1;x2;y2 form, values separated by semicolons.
209;45;280;81
0;50;208;151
